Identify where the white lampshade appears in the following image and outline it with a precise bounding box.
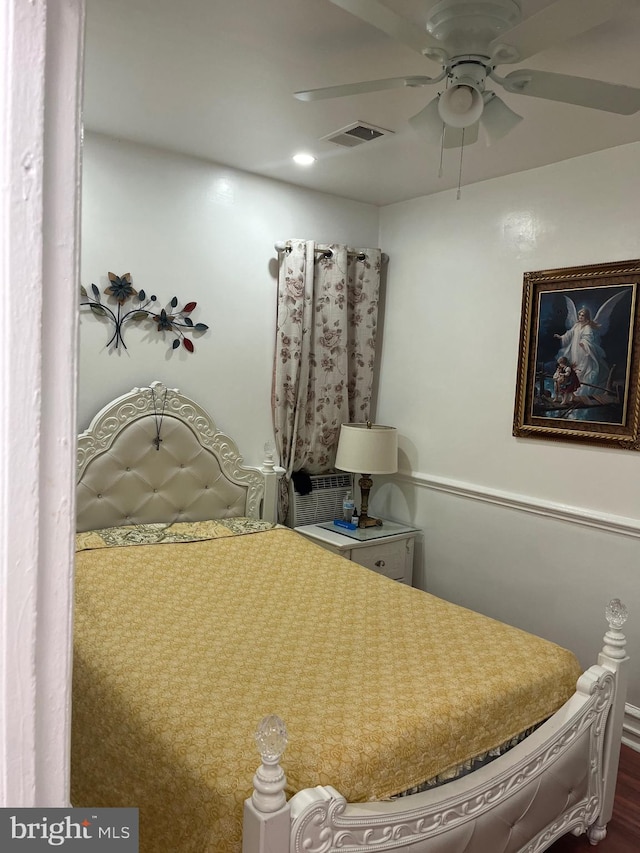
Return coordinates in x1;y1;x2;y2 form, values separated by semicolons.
335;423;398;475
480;93;522;145
408;96;444;144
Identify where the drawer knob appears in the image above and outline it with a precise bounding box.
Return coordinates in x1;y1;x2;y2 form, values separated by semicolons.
375;559;385;568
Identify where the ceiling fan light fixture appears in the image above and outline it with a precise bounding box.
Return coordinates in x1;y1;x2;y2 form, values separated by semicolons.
438;82;484;128
446;85;474;114
480;93;522;144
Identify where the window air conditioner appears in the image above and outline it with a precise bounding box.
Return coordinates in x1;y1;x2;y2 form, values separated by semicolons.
286;473;352;528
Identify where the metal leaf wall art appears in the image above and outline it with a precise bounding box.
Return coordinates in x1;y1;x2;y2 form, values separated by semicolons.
80;272;209;354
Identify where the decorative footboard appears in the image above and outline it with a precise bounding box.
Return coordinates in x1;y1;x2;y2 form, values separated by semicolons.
243;601;629;853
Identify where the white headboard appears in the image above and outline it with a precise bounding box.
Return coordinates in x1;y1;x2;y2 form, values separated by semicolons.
76;382;279;532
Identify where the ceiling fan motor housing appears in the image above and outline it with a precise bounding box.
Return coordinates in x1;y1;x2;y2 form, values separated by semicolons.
426;0;522;56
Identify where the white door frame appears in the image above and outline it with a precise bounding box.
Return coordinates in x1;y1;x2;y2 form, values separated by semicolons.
0;0;85;806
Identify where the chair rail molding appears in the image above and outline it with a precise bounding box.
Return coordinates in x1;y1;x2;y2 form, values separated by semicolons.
395;470;640;539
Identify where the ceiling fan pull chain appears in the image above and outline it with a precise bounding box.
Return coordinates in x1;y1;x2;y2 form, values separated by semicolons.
438;122;445;179
438;77;451;179
456;128;465;200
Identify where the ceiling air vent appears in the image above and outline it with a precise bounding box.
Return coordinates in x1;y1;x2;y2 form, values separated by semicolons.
322;121;393;148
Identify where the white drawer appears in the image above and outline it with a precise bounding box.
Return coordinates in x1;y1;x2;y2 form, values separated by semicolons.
351;540;407;581
295;524;417;585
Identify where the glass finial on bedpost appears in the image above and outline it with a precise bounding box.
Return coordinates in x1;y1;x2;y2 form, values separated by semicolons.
251;715;288;813
602;599;628;660
255;714;287;760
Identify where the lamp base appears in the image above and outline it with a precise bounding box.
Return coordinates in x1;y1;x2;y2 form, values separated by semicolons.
357;473;384;528
358;514;383;528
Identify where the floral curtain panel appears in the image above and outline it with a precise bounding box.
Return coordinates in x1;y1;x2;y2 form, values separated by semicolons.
272;239;382;517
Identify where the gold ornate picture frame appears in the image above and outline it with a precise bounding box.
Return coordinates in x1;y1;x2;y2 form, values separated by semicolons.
513;259;640;450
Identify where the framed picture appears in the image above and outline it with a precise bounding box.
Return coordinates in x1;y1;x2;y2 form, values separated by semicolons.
513;259;640;449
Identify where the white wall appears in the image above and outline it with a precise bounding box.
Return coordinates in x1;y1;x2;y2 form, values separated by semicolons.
376;142;640;709
80;133;380;465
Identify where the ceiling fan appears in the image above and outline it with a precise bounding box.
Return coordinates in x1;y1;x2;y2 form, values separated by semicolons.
295;0;640;149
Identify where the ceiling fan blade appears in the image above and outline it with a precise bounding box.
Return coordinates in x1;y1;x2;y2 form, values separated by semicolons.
409;97;479;148
502;69;640;115
295;76;435;102
327;0;440;55
490;0;623;64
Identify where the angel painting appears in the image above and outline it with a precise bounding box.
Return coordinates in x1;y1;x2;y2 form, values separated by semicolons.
515;262;640;446
552;291;629;401
531;282;635;424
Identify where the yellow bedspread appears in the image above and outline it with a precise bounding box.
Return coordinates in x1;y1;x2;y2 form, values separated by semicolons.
72;522;582;853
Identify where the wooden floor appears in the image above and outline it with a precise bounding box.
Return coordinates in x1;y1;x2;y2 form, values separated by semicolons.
547;745;640;852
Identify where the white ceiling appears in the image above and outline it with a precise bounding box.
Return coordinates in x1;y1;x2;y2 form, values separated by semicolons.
83;0;640;206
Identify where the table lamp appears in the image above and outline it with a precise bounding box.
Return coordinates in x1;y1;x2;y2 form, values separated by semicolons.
335;422;398;528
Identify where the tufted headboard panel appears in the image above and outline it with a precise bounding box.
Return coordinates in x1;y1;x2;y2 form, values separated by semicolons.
77;383;276;532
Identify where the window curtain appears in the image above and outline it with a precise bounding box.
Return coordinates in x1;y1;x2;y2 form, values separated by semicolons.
272;239;382;520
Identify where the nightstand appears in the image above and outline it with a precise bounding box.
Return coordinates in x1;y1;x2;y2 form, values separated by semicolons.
295;520;419;585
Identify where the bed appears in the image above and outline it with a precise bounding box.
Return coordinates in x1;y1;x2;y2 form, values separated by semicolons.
73;382;630;853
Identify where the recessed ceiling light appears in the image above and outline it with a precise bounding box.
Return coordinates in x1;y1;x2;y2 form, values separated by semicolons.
292;153;316;166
